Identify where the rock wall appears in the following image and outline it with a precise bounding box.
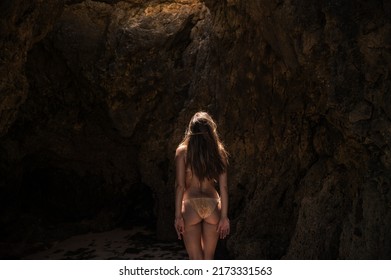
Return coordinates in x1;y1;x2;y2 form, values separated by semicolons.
202;0;391;259
0;0;64;136
1;0;390;259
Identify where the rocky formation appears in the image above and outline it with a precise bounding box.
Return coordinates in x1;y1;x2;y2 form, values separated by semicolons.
1;0;390;259
206;0;391;259
0;0;64;136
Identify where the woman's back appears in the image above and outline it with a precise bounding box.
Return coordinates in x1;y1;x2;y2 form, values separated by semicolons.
177;144;220;200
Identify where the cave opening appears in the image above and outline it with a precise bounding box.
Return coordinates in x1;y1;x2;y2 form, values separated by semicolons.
0;145;157;258
0;38;159;259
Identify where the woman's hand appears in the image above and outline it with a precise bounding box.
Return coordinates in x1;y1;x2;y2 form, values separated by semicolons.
174;216;185;240
217;216;230;239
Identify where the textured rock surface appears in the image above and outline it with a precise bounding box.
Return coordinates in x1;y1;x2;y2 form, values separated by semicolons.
1;0;391;259
0;0;64;137
202;0;391;259
35;0;208;240
0;0;207;258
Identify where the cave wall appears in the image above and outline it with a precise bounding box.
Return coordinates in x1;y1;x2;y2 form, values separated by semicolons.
201;0;391;259
0;0;208;258
0;0;65;138
1;0;391;259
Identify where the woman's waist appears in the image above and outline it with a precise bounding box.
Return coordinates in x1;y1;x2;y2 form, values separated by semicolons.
182;191;220;200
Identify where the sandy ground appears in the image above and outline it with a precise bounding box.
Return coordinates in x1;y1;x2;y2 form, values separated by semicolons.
23;227;188;260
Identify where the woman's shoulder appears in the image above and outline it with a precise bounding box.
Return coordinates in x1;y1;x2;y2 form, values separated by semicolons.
176;144;187;157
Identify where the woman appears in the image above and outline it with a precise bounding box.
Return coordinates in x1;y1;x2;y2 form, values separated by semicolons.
174;111;230;260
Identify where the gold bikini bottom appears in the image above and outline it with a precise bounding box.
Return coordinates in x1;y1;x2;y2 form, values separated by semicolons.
184;197;220;219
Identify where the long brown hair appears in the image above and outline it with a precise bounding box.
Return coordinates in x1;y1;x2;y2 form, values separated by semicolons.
179;112;228;181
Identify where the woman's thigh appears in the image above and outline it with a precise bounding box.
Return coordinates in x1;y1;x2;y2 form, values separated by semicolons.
202;205;220;259
182;200;203;259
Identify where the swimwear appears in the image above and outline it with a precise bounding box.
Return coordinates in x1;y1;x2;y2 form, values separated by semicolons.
184;197;220;219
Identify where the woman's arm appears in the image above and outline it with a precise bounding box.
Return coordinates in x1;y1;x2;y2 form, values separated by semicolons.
218;171;228;218
217;171;230;239
174;146;186;239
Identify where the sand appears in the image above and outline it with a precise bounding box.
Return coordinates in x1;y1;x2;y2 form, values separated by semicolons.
23;227;187;260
